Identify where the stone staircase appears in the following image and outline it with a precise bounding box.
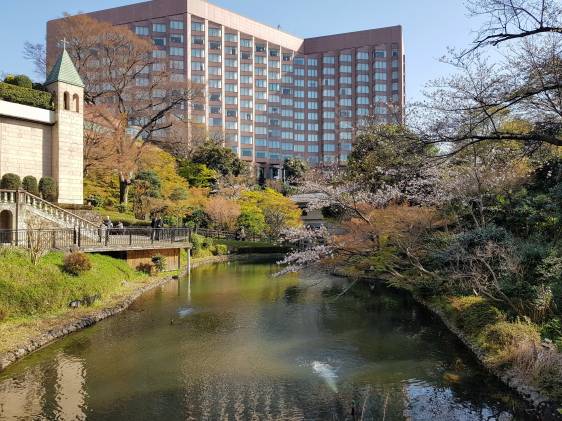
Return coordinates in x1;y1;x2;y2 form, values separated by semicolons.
0;190;99;232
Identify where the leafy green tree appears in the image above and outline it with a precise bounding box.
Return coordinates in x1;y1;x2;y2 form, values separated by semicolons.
283;157;308;184
191;141;249;177
134;170;161;198
237;203;267;236
178;161;219;188
3;74;33;89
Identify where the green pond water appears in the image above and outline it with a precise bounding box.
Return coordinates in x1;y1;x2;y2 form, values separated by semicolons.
0;261;536;420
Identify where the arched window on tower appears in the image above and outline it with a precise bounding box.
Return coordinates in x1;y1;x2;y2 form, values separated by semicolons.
63;92;70;110
72;94;80;113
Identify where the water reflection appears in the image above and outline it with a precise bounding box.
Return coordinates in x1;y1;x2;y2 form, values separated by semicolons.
0;262;534;420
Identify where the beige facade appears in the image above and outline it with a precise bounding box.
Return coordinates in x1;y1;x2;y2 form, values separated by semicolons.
0;54;84;205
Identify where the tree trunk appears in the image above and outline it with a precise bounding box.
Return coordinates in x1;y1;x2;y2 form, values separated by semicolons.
119;172;132;204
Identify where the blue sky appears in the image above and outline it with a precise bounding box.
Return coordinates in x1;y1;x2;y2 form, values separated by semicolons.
0;0;478;101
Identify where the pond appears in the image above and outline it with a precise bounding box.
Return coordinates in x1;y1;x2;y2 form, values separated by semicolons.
0;261;535;420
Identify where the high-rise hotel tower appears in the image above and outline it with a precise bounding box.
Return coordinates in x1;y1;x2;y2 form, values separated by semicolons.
47;0;405;177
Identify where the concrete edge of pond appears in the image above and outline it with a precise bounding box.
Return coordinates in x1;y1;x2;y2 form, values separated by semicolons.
331;269;561;420
0;253;282;374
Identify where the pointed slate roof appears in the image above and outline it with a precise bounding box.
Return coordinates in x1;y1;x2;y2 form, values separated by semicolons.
45;48;84;88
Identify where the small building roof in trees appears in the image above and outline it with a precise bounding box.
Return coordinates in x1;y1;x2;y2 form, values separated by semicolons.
45;47;84;88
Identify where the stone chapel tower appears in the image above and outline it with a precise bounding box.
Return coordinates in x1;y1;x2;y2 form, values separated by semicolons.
45;47;84;205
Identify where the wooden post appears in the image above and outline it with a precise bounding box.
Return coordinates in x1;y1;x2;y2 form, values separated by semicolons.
187;247;191;273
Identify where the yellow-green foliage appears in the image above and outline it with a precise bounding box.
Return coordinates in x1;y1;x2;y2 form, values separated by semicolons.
446;296;506;336
0;248;144;320
479;321;541;360
240;188;301;235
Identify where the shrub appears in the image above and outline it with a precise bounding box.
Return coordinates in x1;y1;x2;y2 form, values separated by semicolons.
63;251;92;275
0;82;54;110
137;262;155;275
480;321;541;364
151;255;167;272
22;175;39;195
0;306;7;322
170;187;188;201
1;173;21;189
449;296;506;336
4;74;33;89
39;176;58;202
214;244;228;256
116;203;129;213
190;233;205;252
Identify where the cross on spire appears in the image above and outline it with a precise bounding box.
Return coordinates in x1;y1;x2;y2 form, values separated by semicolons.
60;38;68;50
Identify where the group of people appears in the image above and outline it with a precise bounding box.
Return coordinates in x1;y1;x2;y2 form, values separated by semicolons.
101;216;124;234
151;214;164;240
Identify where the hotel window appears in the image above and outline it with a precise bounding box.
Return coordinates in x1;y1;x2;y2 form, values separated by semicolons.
135;78;149;87
323;133;336;141
256;43;266;53
340;120;352;129
269;83;280;91
308;134;318;142
191;62;204;71
308;102;318;109
281;132;293;141
269;95;280;103
356;109;367;117
209;118;222;126
225;121;238;129
282;76;293;84
241;136;253;144
170;47;184;56
323;144;336;152
340;65;352;73
256;127;267;134
308;112;318;120
170;34;183;43
374;49;387;58
283;53;292;62
153;62;165;71
210;106;222;114
375;83;387;92
225;96;238;104
392;49;400;57
241;123;253;131
376;106;388;114
226;109;238;117
340;53;352;62
135;26;149;36
208;79;222;89
307;69;318;77
170;20;184;30
295;101;305;109
294;90;304;98
323;89;335;97
209;41;221;50
268;71;279;79
240;38;252;48
323;78;335;86
153;23;166;32
225;71;237;79
294;57;305;65
171;73;184;82
256;151;267;158
294;144;305;152
281;98;293;106
192;36;204;45
225;133;238;142
241;87;253;96
209;93;221;101
392;59;399;68
269;49;279;57
308;91;318;99
392;71;399;80
226;46;237;55
295;68;305;76
241;63;253;72
281;120;293;128
340;98;352;106
308;80;318;88
307;58;318;66
340;109;352;118
323;111;335;119
256;79;266;88
375;94;388;102
192;75;205;84
392;82;399;92
282;64;293;72
192;22;205;32
241;52;252;60
339;87;352;96
225;33;237;42
191;49;204;57
340;76;352;84
241;75;252;83
270;60;280;68
393;93;399;102
308;145;319;152
308;123;319;131
255;115;267;122
225;84;238;92
209;67;222;75
323;56;335;64
295;79;304;87
356;51;369;60
357;85;369;94
322;100;335;108
323;68;335;75
209;27;222;37
209;53;221;63
356;97;369;105
375;61;387;69
255;56;266;64
341;132;352;140
241;100;253;109
242;149;253;157
269;141;280;148
357;63;369;71
376;72;387;80
225;58;238;67
193;115;205;124
153;50;166;58
295;112;305;119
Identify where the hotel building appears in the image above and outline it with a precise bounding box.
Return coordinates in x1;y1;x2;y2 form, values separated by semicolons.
47;0;405;177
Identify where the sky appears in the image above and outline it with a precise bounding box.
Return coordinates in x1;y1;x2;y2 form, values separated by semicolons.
0;0;479;102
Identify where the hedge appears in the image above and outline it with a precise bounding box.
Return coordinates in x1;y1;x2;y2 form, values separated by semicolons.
0;82;54;110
